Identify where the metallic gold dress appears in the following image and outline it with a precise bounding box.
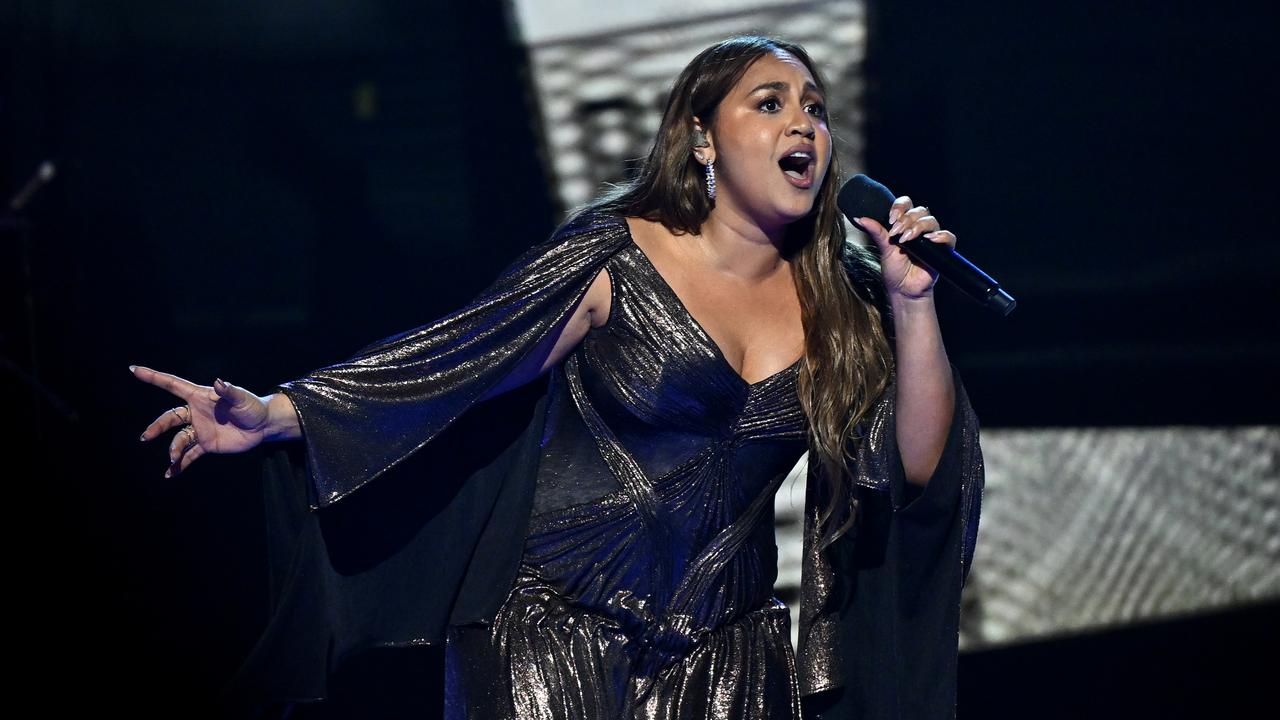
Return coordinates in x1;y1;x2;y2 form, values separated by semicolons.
445;232;809;718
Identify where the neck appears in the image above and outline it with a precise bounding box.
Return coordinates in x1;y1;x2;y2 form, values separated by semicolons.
694;205;793;283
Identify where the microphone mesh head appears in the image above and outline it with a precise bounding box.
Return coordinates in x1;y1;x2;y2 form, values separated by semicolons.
837;174;896;227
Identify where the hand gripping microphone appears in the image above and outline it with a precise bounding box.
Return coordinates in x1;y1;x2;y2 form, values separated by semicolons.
837;174;1016;316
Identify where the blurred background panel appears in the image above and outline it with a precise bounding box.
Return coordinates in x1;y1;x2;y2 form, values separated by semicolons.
510;0;866;210
3;1;1276;718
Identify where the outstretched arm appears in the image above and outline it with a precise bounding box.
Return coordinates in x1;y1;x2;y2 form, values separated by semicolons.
134;265;610;469
132;215;617;484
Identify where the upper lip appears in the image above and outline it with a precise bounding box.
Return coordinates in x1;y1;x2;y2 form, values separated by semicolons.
779;144;816;164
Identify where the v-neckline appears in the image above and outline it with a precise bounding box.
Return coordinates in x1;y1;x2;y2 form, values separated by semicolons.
615;215;803;389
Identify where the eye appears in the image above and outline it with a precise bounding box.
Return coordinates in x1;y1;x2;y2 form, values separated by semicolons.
806;102;828;119
758;96;782;113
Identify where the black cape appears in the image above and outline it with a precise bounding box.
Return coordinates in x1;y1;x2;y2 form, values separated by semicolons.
224;210;984;719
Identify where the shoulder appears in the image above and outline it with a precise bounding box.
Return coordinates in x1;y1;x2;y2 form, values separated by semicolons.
499;207;629;280
545;207;627;327
550;206;628;245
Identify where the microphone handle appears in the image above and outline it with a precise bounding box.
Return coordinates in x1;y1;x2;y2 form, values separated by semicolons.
893;232;1016;316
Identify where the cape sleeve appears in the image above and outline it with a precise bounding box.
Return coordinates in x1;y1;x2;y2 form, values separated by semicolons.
796;363;985;720
220;210;632;710
276;210;629;510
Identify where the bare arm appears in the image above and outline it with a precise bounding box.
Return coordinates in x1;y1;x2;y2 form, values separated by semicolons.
890;295;955;487
853;194;962;488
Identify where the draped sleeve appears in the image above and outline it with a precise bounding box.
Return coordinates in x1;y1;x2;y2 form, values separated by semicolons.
277;210;632;511
221;210;632;710
796;244;985;720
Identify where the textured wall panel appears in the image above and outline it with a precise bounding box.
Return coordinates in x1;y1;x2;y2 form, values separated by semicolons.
775;427;1280;650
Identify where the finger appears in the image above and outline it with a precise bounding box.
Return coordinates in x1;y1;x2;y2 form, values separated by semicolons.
923;229;957;249
166;430;200;478
168;425;199;465
899;215;941;243
173;444;206;477
212;378;252;409
212;379;268;430
130;365;202;401
889;205;930;237
140;405;191;442
853;217;892;252
887;196;913;226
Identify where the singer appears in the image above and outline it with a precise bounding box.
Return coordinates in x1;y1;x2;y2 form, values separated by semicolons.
132;35;983;719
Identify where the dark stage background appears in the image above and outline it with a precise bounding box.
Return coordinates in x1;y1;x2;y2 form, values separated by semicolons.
2;1;1276;717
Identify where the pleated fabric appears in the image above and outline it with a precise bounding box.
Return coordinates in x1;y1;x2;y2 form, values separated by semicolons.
446;572;800;720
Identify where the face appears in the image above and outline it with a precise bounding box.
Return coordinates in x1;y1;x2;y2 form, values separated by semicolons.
696;50;832;230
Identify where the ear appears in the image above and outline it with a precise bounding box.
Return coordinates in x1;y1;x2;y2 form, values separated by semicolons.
691;116;715;165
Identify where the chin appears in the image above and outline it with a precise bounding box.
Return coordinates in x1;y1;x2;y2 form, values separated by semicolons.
779;199;818;223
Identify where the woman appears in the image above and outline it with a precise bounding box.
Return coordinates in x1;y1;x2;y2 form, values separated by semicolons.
133;36;982;719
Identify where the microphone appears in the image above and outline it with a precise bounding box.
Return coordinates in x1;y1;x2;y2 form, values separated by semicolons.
837;174;1015;316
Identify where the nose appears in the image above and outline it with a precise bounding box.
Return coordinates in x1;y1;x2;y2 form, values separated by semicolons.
789;112;815;140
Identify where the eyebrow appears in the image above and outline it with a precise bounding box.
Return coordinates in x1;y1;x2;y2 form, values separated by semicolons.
746;80;823;98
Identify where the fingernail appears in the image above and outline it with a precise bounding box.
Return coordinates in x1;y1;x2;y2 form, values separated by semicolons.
164;468;172;478
214;378;226;391
139;433;147;442
129;365;137;373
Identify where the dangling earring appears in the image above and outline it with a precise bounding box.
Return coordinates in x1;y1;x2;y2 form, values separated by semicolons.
693;127;715;201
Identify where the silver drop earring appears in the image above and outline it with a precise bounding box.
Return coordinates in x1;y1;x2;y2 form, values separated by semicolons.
693;128;715;201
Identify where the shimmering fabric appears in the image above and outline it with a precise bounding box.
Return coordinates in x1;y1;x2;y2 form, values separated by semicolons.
445;236;809;718
230;211;635;704
277;213;633;511
797;363;983;718
448;572;799;719
231;209;984;720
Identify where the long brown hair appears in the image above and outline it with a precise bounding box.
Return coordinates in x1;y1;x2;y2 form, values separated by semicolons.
578;35;894;552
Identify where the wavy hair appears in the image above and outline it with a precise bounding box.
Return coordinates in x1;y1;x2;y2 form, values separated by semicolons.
578;35;894;552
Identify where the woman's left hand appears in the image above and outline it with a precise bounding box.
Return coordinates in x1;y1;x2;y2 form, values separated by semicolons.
854;195;957;302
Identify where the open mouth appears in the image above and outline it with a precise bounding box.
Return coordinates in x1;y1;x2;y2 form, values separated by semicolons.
778;153;814;187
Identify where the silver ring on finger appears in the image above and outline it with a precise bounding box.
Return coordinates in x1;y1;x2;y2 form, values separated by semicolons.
182;424;199;450
169;406;191;424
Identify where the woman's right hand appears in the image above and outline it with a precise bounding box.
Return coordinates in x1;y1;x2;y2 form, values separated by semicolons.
131;365;276;477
